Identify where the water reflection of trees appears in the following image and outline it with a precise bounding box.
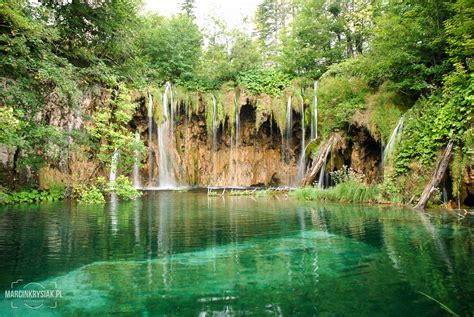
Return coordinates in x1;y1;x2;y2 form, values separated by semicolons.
0;194;473;315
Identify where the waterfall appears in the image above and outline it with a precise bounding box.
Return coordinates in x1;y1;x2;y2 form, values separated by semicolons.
229;134;234;184
297;95;306;184
147;94;154;183
318;144;331;188
132;132;141;188
212;95;218;151
285;96;292;163
233;94;240;184
286;96;292;144
311;81;318;140
382;115;404;166
442;180;448;203
156;82;176;188
109;149;119;183
169;83;174;136
211;95;218;183
234;95;240;147
318;163;325;188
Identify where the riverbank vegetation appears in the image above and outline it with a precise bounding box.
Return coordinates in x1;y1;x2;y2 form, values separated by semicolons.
0;0;472;207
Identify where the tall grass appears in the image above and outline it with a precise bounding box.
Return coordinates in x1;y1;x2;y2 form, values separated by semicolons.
292;181;380;204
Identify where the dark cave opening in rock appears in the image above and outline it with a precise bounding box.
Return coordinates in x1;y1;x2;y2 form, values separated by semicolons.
316;126;384;186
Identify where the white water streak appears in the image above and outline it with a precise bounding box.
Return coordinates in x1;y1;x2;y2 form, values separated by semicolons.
133;132;141;188
157;82;176;188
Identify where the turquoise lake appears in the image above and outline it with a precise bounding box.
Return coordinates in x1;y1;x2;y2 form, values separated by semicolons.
0;191;473;316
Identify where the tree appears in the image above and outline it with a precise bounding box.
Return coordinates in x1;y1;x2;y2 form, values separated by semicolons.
355;0;452;96
40;0;141;70
255;0;293;63
444;0;474;68
278;0;347;78
139;14;202;82
180;0;196;19
196;18;262;88
229;31;262;77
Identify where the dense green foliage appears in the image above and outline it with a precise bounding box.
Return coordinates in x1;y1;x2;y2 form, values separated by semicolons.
75;176;141;205
87;85;145;172
77;185;106;205
110;176;142;201
237;68;291;96
395;76;473;174
0;183;65;204
139;14;202;83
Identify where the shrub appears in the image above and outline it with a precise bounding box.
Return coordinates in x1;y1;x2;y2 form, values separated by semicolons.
0;190;12;204
237;68;291;96
109;175;142;201
77;186;106;205
330;165;365;184
0;184;65;205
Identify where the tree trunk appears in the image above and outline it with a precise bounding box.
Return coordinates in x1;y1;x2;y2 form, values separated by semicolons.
302;134;337;187
414;141;454;210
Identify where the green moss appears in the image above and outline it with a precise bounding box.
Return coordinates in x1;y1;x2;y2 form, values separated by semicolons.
271;95;288;136
318;76;369;138
255;94;273;131
365;85;404;143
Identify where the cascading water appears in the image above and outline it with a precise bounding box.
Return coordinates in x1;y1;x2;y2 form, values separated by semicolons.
156;82;176;188
147;94;154;183
311;81;318;140
132;132;141;188
169;83;174;136
318;163;325;188
235;96;240;148
232;95;241;184
297;95;306;184
285;96;293;163
318;144;332;188
109;149;119;183
212;95;218;151
382;115;404;168
211;95;218;182
442;180;448;203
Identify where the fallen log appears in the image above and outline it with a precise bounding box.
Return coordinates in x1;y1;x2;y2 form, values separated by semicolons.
302;134;338;187
414;141;454;210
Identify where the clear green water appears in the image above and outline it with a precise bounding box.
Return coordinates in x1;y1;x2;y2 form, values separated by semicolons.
0;191;473;316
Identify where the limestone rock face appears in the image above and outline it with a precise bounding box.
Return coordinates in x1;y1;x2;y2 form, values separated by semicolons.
137;94;301;187
0;88;107;188
163;102;298;187
461;165;474;206
306;126;383;187
349;128;382;183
